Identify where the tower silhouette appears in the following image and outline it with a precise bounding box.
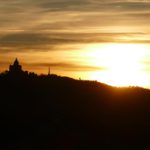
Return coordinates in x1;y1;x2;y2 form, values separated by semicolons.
48;66;50;76
9;58;22;74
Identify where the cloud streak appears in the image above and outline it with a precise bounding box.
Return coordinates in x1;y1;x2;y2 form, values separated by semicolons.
0;0;150;51
0;0;150;75
0;31;150;52
29;62;105;72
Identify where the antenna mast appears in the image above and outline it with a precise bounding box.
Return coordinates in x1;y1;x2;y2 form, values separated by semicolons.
48;66;50;75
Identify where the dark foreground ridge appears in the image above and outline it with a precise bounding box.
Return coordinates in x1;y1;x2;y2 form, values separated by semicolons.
0;59;150;150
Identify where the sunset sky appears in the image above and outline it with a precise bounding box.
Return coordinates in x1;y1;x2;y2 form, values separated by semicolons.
1;0;150;88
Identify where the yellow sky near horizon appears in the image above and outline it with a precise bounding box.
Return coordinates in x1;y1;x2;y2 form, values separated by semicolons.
1;43;150;89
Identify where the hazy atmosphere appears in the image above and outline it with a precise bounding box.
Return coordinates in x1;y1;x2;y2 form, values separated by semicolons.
1;1;150;149
1;0;150;88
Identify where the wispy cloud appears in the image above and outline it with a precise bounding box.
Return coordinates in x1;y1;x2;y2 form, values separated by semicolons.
0;31;150;53
29;62;106;72
0;0;150;50
0;0;150;74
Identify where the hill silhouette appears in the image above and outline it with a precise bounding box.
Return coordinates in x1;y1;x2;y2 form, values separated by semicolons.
0;59;150;150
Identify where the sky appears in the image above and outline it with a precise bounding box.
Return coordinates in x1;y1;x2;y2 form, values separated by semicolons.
1;0;150;88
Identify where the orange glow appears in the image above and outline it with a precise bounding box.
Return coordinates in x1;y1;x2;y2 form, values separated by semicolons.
83;44;150;88
1;43;150;89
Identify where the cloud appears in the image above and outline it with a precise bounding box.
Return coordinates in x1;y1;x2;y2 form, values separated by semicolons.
28;0;150;12
0;31;150;53
0;0;150;53
1;0;150;29
29;62;106;72
1;0;150;75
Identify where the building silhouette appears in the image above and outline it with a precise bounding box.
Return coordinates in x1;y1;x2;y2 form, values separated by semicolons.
9;58;23;74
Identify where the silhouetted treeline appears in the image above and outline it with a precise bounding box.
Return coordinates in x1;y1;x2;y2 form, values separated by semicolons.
0;71;150;150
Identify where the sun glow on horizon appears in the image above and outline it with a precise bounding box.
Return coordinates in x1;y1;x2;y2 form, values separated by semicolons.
84;44;150;87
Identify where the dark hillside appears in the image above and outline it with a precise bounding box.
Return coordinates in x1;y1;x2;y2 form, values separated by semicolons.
0;73;150;150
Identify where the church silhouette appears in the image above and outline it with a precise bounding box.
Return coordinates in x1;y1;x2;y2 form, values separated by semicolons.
9;58;22;73
8;58;26;77
8;58;51;76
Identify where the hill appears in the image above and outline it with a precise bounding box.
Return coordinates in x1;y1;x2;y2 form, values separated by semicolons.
0;72;150;150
